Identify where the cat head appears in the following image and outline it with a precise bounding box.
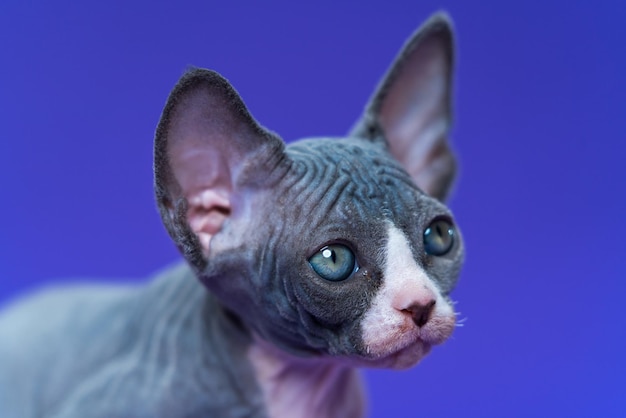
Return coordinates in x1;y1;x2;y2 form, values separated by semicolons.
154;13;464;369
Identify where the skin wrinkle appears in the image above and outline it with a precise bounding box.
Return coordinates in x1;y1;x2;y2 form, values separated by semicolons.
285;139;419;221
156;282;200;396
141;270;194;393
205;308;258;411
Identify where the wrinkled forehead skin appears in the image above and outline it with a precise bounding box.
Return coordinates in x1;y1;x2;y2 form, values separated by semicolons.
200;137;460;358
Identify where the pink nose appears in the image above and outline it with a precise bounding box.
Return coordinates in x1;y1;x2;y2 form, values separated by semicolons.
403;300;436;327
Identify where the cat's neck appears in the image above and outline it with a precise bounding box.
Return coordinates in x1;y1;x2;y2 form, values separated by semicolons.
247;336;366;418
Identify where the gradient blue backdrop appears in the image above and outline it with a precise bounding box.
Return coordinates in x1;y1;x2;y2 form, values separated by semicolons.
1;1;624;416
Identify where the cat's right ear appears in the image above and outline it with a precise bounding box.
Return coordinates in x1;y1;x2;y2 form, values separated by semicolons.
154;69;285;269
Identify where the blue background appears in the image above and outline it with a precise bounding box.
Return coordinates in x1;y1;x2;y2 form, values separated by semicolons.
1;1;625;416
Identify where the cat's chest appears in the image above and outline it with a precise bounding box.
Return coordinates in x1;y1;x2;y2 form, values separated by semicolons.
247;339;365;418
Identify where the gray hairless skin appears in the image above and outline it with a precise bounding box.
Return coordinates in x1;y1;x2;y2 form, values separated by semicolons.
0;13;464;418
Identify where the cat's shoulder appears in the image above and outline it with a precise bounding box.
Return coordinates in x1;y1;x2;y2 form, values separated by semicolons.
0;263;219;417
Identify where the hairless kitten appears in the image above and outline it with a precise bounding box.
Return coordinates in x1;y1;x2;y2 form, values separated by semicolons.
0;12;464;418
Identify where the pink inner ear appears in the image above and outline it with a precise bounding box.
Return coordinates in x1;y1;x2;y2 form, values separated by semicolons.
169;134;235;254
187;189;231;253
378;37;452;198
381;39;447;125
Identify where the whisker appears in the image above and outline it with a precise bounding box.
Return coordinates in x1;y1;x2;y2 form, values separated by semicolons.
455;313;468;327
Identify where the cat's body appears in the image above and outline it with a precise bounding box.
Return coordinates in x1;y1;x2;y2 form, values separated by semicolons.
0;264;262;417
0;264;362;417
0;13;464;418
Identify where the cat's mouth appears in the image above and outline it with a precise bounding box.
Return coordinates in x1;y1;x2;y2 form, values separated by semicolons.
357;313;456;369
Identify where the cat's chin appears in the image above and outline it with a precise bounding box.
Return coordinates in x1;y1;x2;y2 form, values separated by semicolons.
362;340;432;370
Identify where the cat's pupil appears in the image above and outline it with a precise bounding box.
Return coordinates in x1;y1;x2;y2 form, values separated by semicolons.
424;219;455;256
322;248;336;263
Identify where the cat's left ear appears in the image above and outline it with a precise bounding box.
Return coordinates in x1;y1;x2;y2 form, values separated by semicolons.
351;13;457;201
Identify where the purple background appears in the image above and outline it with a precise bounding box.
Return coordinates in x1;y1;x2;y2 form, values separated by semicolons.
1;1;625;416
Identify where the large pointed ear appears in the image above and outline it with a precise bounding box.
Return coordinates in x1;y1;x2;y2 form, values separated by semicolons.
351;13;457;201
154;68;285;269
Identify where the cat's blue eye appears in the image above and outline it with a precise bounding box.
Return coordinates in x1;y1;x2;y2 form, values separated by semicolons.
308;244;357;282
424;219;455;256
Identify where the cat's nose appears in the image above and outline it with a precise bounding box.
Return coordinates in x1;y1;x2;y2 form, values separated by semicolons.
403;300;436;328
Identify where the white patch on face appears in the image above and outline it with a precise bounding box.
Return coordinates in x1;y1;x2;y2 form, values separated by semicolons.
360;224;456;369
